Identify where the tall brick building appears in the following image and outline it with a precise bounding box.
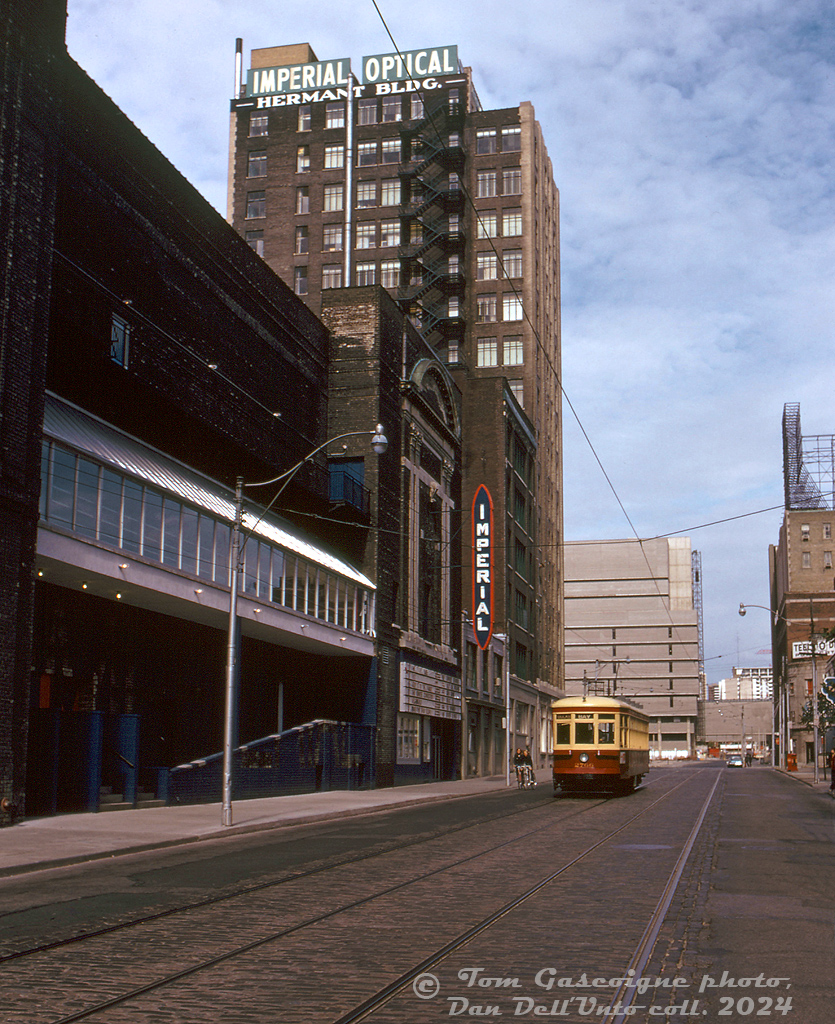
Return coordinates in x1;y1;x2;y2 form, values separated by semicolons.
228;41;564;769
0;4;463;820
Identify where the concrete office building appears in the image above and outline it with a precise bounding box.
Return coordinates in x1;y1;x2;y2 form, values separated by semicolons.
564;538;701;759
228;42;564;772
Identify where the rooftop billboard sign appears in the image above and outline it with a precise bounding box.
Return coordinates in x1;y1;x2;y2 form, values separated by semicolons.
246;59;351;97
361;46;458;85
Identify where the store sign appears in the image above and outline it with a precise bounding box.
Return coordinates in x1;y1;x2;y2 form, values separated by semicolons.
472;485;493;650
361;46;458;85
246;58;352;98
792;638;835;659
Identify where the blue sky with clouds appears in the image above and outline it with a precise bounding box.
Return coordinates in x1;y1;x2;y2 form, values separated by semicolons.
65;0;835;684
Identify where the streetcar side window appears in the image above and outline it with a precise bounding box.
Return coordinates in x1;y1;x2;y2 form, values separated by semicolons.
556;723;571;744
575;722;595;744
598;721;615;744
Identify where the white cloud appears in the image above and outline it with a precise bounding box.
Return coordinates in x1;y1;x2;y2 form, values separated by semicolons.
64;0;835;683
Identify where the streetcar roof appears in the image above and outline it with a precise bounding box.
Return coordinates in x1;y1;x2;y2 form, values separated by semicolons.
550;695;647;716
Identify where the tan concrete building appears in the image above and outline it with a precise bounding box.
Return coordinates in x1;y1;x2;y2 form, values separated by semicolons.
564;538;701;758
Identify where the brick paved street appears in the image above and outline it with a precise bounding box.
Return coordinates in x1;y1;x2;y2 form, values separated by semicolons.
1;765;832;1024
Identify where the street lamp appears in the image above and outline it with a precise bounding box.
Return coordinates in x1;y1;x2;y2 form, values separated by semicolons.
739;602;787;770
221;424;388;827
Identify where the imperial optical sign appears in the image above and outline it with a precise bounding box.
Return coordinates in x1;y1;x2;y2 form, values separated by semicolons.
246;59;351;97
361;46;458;84
472;485;494;650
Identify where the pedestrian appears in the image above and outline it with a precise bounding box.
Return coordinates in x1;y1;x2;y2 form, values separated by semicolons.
522;748;535;787
513;748;526;788
828;748;835;793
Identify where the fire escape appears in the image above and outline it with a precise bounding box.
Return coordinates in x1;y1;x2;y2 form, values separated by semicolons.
397;95;466;360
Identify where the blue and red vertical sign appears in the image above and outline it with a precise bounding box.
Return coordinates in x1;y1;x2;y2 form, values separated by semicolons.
472;485;493;649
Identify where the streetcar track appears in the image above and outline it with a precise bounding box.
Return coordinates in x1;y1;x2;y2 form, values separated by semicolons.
0;791;558;964
331;769;718;1023
24;770;700;1024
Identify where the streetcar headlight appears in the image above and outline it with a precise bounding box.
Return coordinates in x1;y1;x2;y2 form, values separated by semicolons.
579;752;590;763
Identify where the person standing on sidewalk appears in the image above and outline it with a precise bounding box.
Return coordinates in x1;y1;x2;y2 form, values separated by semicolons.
828;748;835;792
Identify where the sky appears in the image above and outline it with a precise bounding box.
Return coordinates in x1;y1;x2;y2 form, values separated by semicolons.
64;0;835;686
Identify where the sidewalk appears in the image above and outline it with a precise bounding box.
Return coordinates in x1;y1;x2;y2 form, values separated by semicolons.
0;775;510;877
774;761;835;797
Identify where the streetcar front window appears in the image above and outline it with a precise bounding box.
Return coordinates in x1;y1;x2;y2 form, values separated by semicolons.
575;722;595;744
556;723;571;744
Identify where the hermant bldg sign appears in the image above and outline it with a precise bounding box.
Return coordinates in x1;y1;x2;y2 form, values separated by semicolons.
239;45;459;108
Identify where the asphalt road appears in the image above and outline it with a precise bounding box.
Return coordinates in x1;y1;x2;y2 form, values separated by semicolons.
0;763;831;1023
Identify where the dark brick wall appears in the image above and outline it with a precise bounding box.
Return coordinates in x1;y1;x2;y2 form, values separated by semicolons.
0;2;67;822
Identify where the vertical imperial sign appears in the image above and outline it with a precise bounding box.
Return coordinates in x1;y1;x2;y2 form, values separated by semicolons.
472;485;494;649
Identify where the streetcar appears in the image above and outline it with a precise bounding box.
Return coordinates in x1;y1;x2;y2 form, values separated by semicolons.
550;695;649;796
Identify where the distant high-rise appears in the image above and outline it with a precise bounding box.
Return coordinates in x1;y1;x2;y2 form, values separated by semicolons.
228;42;564;761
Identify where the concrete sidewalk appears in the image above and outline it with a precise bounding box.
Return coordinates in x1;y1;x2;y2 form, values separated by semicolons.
0;775;511;877
775;761;835;797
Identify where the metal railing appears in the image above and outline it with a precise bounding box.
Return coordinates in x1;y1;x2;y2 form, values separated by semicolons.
167;720;376;805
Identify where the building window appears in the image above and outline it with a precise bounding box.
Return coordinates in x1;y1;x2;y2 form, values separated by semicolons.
246;190;266;218
356;222;376;249
411;95;425;120
504;335;524;365
381;138;400;163
325;102;345;129
476;129;497;154
358;98;377;125
448;295;460;318
381;260;400;289
503;293;523;321
802;551;811;569
249;114;268;137
502;125;522;151
477;252;498;280
296;146;310;172
503;168;522;194
356;261;376;286
110;314;130;368
477;212;498;238
477;171;497;198
357;141;377;166
477;294;497;323
503;249;523;278
296;186;309;214
380;219;400;247
323;184;344;212
509;380;524;406
382;97;402;122
324;144;344;169
245;230;264;256
247;150;267;177
503;208;523;236
825;523;832;539
323;224;343;251
322;265;342;289
294;225;309;254
357;181;376;208
381;178;401;206
477;337;498;366
825;551;833;569
294;266;308;296
297;105;311;131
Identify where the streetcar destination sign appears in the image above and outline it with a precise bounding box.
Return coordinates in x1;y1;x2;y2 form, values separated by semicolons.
472;485;494;650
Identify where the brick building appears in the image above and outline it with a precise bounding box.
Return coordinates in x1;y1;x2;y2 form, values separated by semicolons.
228;41;564;773
1;4;463;820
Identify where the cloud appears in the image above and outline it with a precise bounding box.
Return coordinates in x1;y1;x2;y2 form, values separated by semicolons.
64;0;835;682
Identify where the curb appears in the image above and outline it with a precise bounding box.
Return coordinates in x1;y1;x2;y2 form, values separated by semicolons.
0;779;512;878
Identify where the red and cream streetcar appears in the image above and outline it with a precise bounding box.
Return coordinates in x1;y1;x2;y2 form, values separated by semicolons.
550;695;649;795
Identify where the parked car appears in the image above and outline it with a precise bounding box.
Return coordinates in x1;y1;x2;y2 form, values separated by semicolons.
726;754;744;767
